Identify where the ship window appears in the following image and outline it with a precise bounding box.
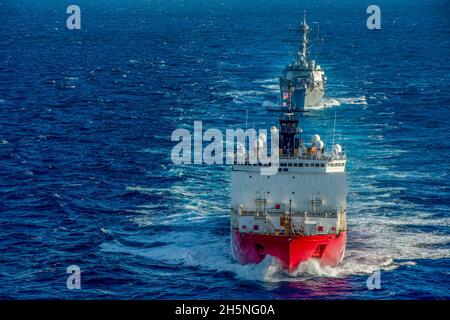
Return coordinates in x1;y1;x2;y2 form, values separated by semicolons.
280;163;287;167
293;163;298;167
305;163;309;167
249;175;252;178
321;164;325;167
292;176;295;179
278;168;282;172
299;163;303;167
315;163;320;167
288;163;292;167
283;168;288;172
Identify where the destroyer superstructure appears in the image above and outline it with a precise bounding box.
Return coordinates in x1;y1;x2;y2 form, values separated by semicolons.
280;14;325;110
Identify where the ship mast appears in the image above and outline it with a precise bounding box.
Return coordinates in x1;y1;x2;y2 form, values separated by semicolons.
268;81;304;157
298;11;309;66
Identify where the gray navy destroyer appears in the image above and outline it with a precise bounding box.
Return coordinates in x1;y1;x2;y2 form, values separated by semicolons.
280;14;325;110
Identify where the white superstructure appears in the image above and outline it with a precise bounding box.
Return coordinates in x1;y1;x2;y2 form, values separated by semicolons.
231;139;347;237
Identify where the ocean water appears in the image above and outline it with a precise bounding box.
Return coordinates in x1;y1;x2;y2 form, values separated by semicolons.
1;0;449;299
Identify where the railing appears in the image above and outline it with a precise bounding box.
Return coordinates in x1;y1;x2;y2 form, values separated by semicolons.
234;209;338;219
232;152;346;165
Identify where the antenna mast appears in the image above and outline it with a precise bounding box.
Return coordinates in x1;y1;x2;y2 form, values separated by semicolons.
298;10;309;65
245;109;248;131
332;110;337;145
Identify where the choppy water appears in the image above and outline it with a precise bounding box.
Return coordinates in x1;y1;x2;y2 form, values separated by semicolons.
1;0;449;299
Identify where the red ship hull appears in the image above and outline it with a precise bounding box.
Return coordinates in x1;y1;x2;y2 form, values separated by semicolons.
231;229;346;272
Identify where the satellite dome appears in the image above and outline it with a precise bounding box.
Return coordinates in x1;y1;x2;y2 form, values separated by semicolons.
332;144;342;154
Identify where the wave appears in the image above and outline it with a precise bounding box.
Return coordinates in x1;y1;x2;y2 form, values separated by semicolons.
101;204;450;283
262;100;277;107
117;162;450;282
221;90;267;97
260;95;366;111
305;96;367;110
260;84;279;92
310;97;341;109
337;96;367;105
251;78;278;84
218;90;268;105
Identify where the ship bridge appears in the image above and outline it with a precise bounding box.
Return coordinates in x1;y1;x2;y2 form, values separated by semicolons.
232;151;346;174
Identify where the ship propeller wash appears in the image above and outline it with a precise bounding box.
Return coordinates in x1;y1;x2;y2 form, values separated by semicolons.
280;14;325;110
230;80;347;273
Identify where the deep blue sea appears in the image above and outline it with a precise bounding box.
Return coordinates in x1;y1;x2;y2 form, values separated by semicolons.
1;0;449;299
